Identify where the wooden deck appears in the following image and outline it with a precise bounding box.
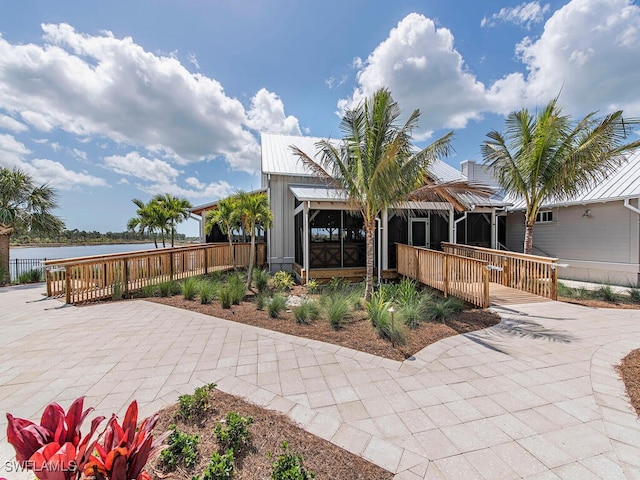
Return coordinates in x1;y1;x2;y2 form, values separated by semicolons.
490;283;552;306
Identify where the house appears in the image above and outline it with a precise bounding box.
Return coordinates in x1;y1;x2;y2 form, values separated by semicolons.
502;150;640;285
259;133;506;282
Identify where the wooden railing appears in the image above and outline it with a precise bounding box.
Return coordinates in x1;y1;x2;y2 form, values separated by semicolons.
397;244;490;308
43;243;266;304
442;242;558;300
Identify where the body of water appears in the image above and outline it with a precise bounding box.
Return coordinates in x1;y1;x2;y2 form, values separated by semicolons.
10;243;159;261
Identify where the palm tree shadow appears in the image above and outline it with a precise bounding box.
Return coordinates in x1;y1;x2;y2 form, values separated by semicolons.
462;318;575;355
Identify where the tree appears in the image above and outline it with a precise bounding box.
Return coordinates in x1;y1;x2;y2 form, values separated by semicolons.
127;198;161;248
291;88;453;300
234;191;272;290
482;98;640;255
0;167;64;283
153;194;192;247
205;195;239;268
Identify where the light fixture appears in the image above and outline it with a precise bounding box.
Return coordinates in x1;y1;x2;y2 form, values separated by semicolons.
582;209;592;218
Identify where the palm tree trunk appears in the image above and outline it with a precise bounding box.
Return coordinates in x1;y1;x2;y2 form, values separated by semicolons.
171;228;175;247
364;219;376;301
0;231;11;285
524;222;534;255
246;225;256;290
228;236;235;269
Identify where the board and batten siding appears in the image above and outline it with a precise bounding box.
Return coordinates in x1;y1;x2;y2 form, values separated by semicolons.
505;200;640;284
263;173;319;272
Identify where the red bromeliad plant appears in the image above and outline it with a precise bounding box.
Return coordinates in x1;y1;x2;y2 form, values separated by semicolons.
83;400;167;480
6;397;105;479
6;398;165;480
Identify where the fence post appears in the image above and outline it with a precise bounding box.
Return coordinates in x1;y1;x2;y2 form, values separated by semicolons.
502;256;510;286
45;268;52;297
442;254;449;298
123;258;130;296
550;264;558;300
169;251;174;282
65;266;71;304
483;266;490;308
204;246;209;275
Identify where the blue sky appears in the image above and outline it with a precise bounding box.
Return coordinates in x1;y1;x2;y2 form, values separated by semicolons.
1;0;639;237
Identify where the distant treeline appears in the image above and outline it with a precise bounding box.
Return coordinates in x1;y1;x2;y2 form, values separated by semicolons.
10;229;189;246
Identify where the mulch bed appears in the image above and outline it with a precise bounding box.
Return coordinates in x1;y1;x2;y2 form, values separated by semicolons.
147;290;499;362
150;388;393;480
558;296;640;310
617;349;640;417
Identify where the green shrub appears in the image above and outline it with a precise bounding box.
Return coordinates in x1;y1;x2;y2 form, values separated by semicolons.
0;265;8;285
323;277;349;295
199;280;216;305
375;310;407;346
253;269;270;293
597;285;617;302
305;279;320;294
395;277;419;305
399;298;426;329
139;283;158;297
293;301;320;325
219;284;234;309
214;411;253;453
17;269;43;284
273;271;294;292
112;282;124;301
377;283;396;303
270;441;315;480
629;287;640;303
268;295;287;318
424;297;464;323
160;426;200;470
182;277;199;301
325;294;351;330
158;280;178;297
176;383;216;422
201;450;235;480
255;291;269;310
366;291;391;328
227;273;246;304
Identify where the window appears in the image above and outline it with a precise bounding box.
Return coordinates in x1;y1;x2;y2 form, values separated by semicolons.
535;210;553;223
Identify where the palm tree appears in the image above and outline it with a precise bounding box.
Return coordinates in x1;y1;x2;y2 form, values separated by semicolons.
0;167;64;283
153;194;192;247
291;88;453;300
482;98;640;254
234;191;272;290
127;198;160;248
205;195;239;268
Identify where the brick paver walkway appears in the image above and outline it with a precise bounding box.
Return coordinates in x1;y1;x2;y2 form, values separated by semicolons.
1;284;639;479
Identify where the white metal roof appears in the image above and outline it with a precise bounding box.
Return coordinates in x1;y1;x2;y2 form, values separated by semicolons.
261;132;465;183
507;150;640;210
288;185;349;202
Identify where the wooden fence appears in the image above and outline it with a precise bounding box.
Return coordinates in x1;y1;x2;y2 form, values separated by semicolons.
43;243;266;304
397;244;490;308
442;242;558;300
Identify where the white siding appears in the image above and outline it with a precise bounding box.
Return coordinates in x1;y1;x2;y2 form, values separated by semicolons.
505;202;640;284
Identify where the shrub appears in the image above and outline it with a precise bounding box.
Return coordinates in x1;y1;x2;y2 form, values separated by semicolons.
366;291;391;328
199;280;216;305
325;294;351;330
273;271;294;291
597;284;617;302
160;426;200;470
214;411;253;453
227;272;246;304
377;282;396;303
159;280;179;297
270;441;315;480
323;277;349;295
176;383;216;423
305;279;320;294
201;450;235;480
112;281;124;301
182;277;199;301
399;298;426;329
424;297;464;324
253;269;270;293
268;294;287;318
629;287;640;303
375;309;407;346
219;284;234;309
395;277;419;305
17;268;42;283
293;301;320;325
255;291;269;310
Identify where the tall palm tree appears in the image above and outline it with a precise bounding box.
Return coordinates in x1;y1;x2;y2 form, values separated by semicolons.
291;88;453;300
482;98;640;254
234;191;272;290
0;167;64;283
153;194;192;247
127;198;160;248
205;195;239;268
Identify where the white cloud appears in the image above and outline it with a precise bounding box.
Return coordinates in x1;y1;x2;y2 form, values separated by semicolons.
103;152;181;184
0;114;27;132
71;148;87;161
0;133;106;189
187;52;200;70
0;24;301;174
246;88;301;135
481;2;551;29
138;177;234;200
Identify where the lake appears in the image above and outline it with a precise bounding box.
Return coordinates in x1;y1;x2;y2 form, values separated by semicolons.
10;243;159;261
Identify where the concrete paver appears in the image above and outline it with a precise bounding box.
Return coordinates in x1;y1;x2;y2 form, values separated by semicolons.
1;284;640;479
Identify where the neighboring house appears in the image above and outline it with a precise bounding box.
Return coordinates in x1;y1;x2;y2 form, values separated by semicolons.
260;133;505;282
502;151;640;285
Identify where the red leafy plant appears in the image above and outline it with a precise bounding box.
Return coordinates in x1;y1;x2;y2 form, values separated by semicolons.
6;397;165;480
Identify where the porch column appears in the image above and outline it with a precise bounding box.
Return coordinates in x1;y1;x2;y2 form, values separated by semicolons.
491;209;497;249
449;206;455;243
303;201;310;283
381;208;389;271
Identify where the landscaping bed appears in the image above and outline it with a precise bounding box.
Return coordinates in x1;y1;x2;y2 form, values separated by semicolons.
617;348;640;417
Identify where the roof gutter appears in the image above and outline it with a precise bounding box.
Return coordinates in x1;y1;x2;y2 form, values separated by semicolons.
624;198;640;216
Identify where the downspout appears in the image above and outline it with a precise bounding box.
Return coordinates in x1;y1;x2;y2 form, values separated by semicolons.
375;217;382;287
624;198;640;283
189;213;204;243
453;212;467;245
266;174;271;272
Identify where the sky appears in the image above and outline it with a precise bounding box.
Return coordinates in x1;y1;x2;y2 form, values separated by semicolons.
1;0;639;237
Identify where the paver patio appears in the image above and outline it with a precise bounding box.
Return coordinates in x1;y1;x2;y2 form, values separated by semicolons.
1;284;639;479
